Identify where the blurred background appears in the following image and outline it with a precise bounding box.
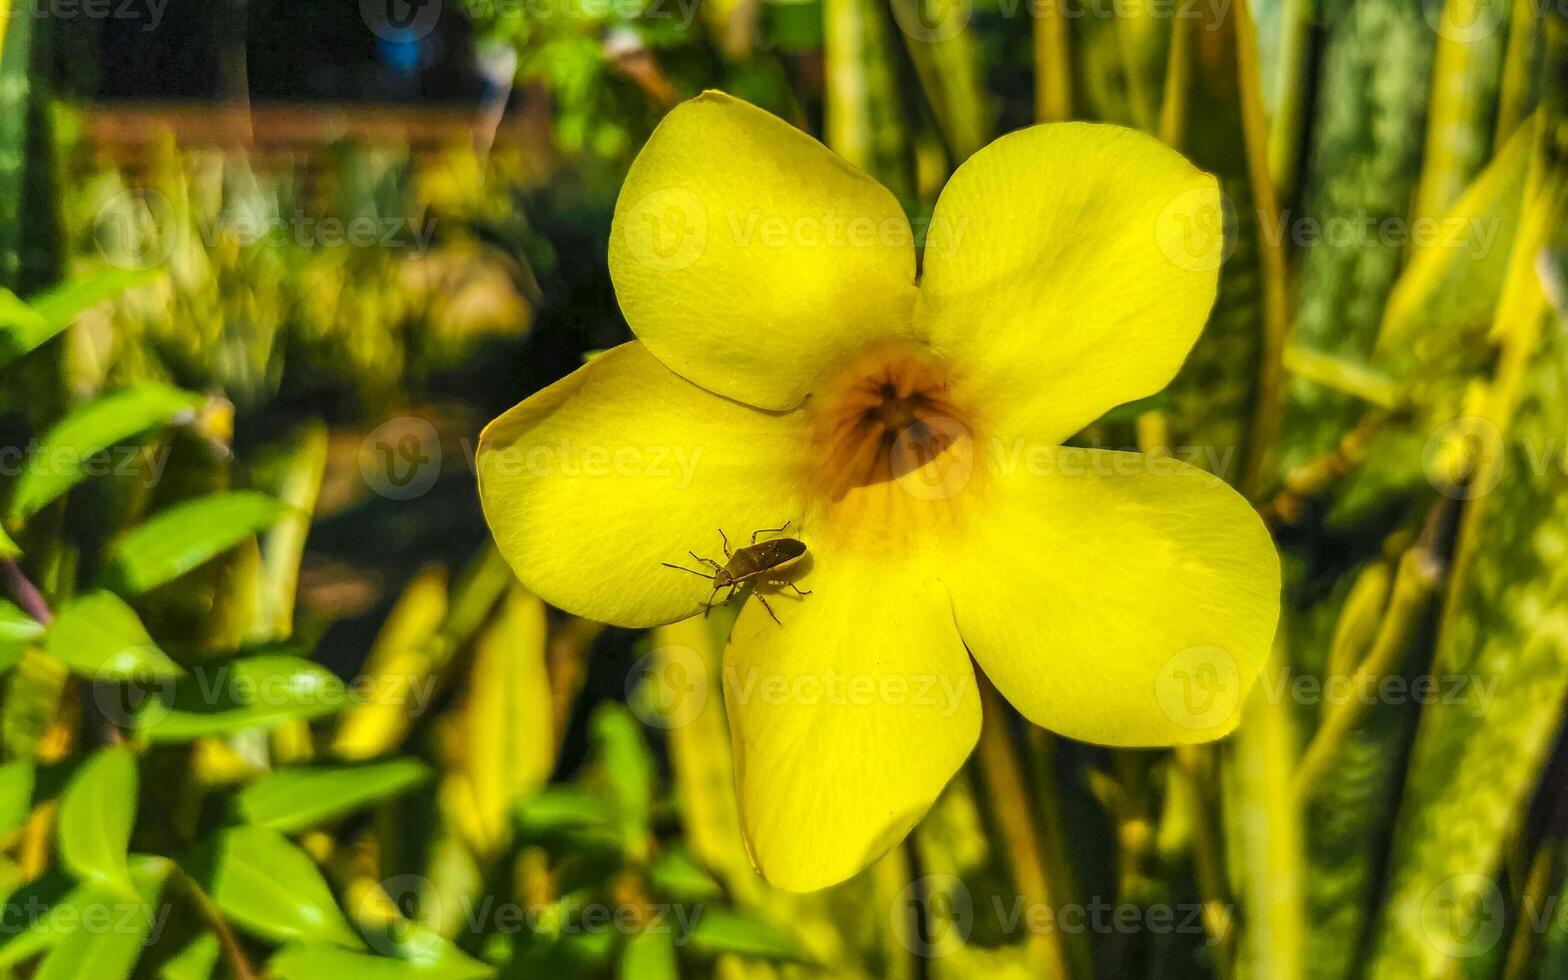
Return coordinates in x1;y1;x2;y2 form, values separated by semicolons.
1;0;1566;978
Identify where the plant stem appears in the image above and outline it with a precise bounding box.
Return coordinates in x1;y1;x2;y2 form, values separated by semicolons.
174;868;256;980
0;558;51;624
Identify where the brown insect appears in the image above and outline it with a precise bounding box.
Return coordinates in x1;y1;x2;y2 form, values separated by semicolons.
661;522;812;624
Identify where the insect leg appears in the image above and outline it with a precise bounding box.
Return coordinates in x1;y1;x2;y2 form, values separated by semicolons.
780;581;812;597
753;592;781;625
661;562;712;578
703;585;723;618
717;529;732;557
688;551;722;570
750;520;791;544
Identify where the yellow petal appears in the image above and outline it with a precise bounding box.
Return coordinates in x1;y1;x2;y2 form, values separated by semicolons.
943;447;1278;745
476;343;806;628
917;123;1222;444
609;91;918;410
724;555;979;891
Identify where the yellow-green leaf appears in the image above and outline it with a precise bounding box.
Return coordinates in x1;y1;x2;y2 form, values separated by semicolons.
44;591;183;681
182;825;360;949
8;383;202;523
58;746;138;896
236;759;431;833
101;492;288;596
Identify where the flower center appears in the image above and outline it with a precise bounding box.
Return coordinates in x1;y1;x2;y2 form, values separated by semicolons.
803;343;982;555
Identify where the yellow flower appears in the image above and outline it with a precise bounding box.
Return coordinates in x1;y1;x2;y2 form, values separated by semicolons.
477;92;1280;892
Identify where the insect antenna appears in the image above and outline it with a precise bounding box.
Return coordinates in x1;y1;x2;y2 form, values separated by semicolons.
660;562;713;578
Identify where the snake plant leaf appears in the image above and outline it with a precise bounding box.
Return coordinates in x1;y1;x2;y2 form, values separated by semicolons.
1368;168;1568;977
1278;0;1434;473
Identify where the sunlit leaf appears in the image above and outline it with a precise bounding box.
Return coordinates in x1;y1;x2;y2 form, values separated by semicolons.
619;930;677;980
57;746;138;896
270;941;492;979
101;492;288;596
134;655;346;742
0;758;33;835
44;591;183;681
33;857;169;980
236;759;432;833
8;383;202;522
589;705;653;860
0;599;43;670
0;270;159;368
686;908;805;962
181;825;360;948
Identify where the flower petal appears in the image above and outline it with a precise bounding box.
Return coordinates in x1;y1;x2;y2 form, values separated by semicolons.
609;91;918;410
917;123;1222;444
724;556;979;891
943;447;1278;745
476;343;807;628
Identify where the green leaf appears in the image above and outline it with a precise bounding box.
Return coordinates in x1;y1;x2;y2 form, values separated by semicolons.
58;746;138;896
159;932;221;980
181;825;360;948
514;787;615;835
44;592;183;681
0;270;159;369
357;919;496;979
686;908;804;962
134;655;347;742
0;599;44;669
270;942;493;980
0;857;168;971
619;930;677;980
589;704;653;858
0;523;18;559
0;758;34;835
236;759;431;832
33;857;170;980
647;848;721;902
8;384;203;522
101;492;288;595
